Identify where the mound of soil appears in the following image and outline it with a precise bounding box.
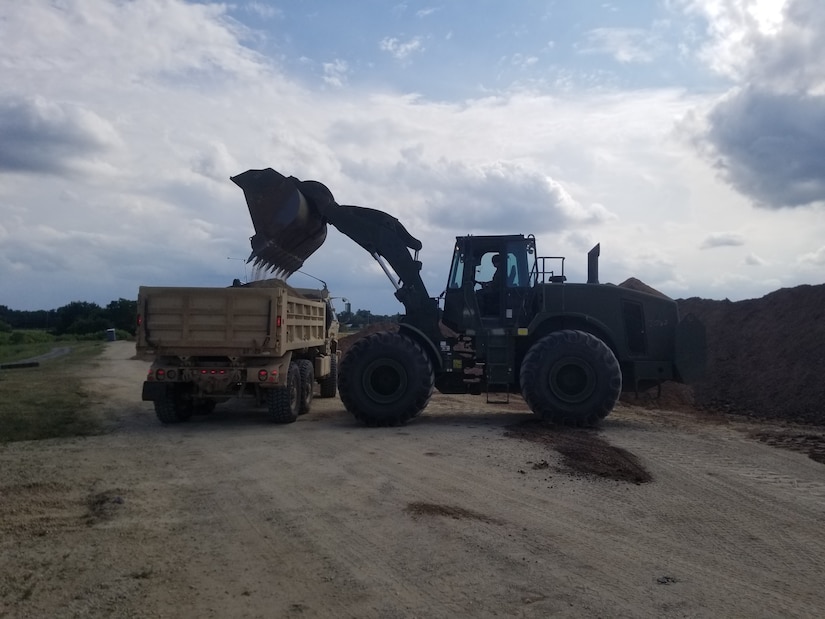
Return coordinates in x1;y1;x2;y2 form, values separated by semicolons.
338;322;398;358
677;285;825;425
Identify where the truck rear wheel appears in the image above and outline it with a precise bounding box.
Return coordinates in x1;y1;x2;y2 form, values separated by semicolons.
318;353;338;398
520;329;621;426
296;359;314;415
266;362;300;423
154;385;194;424
338;331;434;426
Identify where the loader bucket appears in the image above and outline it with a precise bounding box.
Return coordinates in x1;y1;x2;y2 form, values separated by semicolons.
231;168;328;277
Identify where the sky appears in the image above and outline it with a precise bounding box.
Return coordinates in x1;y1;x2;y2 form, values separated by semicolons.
1;0;824;315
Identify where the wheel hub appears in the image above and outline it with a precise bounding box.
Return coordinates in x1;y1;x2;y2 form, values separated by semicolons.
549;357;596;404
363;359;408;404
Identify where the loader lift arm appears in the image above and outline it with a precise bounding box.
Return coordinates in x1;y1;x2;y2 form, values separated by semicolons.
231;168;435;317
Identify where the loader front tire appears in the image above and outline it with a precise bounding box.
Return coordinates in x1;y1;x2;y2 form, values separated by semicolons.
338;331;434;426
520;329;621;426
266;362;300;424
297;359;315;415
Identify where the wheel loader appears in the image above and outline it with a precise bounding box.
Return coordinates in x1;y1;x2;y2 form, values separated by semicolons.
232;168;705;427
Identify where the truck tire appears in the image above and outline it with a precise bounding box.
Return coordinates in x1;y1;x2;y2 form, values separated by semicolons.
338;331;434;426
318;353;338;398
520;329;621;426
297;359;314;415
266;362;300;423
154;385;194;424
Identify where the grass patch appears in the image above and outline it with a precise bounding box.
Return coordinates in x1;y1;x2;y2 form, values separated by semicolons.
0;330;57;364
0;342;105;442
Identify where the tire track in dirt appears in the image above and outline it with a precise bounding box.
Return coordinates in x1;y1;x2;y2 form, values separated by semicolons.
592;412;825;615
197;429;471;617
336;402;825;618
290;410;686;617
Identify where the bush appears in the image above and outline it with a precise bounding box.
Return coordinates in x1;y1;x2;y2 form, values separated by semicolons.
0;320;11;333
4;330;55;345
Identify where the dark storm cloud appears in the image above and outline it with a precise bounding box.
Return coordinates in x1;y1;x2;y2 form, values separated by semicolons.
705;88;825;208
0;96;116;174
699;0;825;209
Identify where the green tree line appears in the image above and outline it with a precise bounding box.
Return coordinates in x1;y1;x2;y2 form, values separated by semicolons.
336;308;400;329
0;299;396;337
0;299;137;336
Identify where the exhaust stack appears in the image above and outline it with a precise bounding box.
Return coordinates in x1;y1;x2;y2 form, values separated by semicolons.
587;243;600;284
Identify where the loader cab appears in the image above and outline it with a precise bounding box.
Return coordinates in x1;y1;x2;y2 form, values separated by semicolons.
442;234;535;331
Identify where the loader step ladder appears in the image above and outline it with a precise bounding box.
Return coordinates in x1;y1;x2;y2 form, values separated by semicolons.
485;335;511;404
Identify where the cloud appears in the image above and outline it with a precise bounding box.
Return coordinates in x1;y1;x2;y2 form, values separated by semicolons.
191;142;237;181
798;245;825;265
509;54;540;70
0;96;120;174
322;59;349;87
744;252;767;266
578;27;663;63
382;158;616;233
245;3;282;20
686;0;825;208
379;36;425;61
700;232;746;249
703;88;825;208
678;0;791;78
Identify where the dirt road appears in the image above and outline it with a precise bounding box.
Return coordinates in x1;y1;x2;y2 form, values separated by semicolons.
2;342;824;618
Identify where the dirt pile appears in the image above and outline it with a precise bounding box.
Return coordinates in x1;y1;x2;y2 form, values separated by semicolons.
677;284;825;425
338;322;398;358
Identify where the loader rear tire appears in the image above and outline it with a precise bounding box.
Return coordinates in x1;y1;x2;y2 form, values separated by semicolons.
520;329;621;426
154;385;194;424
297;359;314;415
266;362;300;424
338;331;434;426
318;353;338;398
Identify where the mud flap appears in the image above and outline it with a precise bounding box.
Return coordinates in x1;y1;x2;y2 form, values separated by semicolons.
674;313;706;383
141;381;168;402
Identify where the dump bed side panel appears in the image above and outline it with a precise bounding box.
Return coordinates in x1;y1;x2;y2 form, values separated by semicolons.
136;286;326;357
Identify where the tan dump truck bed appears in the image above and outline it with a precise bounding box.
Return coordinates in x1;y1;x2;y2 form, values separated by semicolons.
136;284;327;358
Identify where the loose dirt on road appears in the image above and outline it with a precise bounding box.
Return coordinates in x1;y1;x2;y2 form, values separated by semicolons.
2;341;824;618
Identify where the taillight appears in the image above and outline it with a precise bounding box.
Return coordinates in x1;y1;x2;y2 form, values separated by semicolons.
137;314;143;327
156;368;166;380
258;369;278;382
276;316;282;327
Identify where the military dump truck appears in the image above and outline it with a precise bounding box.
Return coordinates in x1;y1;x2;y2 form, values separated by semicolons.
137;280;339;424
232;167;705;428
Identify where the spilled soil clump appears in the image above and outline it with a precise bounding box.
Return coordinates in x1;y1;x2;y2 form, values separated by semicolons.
505;421;652;484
